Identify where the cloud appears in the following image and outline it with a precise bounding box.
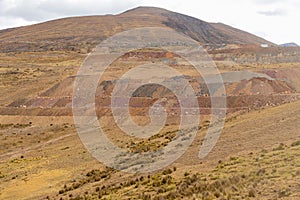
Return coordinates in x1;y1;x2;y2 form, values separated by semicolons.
254;0;281;5
37;0;139;17
257;9;287;16
254;0;297;5
0;0;299;45
254;31;268;38
0;16;36;30
0;0;53;21
0;0;139;21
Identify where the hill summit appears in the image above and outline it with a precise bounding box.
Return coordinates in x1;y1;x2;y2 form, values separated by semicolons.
0;6;274;52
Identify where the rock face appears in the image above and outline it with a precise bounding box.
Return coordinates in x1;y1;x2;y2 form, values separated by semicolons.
0;6;274;53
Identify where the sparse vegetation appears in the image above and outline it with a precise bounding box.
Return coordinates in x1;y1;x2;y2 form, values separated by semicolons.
55;143;300;199
0;8;300;199
291;140;300;147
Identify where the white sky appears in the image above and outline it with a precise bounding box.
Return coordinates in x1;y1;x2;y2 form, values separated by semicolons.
0;0;299;45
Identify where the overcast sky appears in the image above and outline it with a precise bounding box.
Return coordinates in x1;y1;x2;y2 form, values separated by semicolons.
0;0;299;45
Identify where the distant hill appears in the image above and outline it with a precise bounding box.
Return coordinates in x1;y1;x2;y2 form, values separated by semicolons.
280;43;299;47
0;6;274;52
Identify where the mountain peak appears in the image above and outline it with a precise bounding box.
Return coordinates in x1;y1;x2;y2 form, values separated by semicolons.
280;42;298;47
0;6;274;53
120;6;169;15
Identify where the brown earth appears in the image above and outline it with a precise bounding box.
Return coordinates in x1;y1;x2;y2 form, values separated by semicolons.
0;6;300;200
0;7;273;53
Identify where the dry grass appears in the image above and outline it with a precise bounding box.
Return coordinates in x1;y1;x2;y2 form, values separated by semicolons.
54;142;299;200
0;21;299;200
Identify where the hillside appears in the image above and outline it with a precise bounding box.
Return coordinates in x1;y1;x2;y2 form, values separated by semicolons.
1;97;299;199
0;6;300;200
0;6;274;53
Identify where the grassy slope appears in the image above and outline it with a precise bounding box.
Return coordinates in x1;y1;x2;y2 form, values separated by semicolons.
0;99;299;199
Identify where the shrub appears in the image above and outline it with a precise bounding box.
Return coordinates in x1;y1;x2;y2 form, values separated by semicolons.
184;172;190;177
273;143;285;151
248;188;256;197
291;141;300;147
162;168;172;175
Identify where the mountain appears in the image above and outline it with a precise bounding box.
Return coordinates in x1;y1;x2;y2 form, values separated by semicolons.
280;42;299;47
0;6;274;53
1;6;300;200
